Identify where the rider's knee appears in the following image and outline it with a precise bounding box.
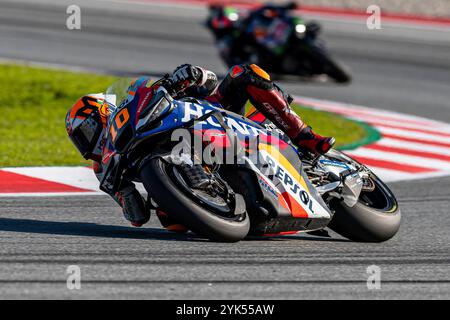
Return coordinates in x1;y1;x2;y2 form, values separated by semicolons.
226;64;273;90
247;64;274;90
248;64;271;82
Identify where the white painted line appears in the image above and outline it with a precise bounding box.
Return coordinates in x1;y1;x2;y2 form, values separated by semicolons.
346;147;450;170
374;127;450;143
296;96;450;182
2;166;100;192
378;138;450;156
296;96;446;126
0;192;103;198
365;167;415;183
362;120;450;135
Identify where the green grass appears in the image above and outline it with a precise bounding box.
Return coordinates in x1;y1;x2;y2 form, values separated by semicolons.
0;64;117;167
290;104;369;149
246;102;371;150
0;63;369;167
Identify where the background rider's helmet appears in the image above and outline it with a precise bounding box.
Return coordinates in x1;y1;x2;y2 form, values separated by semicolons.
65;95;108;160
207;5;239;38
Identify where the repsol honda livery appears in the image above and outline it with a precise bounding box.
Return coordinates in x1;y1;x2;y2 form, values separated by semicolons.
69;77;400;242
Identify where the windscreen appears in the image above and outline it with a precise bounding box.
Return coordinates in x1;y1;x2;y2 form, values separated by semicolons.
104;77;136;111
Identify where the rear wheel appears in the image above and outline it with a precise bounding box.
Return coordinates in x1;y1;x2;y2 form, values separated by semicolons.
328;173;401;242
309;46;352;83
140;158;250;242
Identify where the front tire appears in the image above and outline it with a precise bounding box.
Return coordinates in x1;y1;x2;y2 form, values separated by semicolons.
140;158;250;242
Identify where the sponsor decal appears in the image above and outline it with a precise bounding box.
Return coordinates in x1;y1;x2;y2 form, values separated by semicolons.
230;65;244;78
258;176;279;199
261;152;315;215
181;102;264;137
319;159;350;170
137;90;153;116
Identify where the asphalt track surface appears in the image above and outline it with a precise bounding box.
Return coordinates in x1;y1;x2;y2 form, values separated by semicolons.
0;0;449;299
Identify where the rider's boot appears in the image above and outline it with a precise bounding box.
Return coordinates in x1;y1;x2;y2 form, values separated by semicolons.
115;185;150;227
294;126;336;155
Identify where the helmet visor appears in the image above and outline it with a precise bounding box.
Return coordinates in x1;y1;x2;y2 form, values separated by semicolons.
69;114;102;159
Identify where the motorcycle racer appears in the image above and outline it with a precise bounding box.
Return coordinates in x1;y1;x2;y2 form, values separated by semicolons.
207;2;300;67
65;64;335;229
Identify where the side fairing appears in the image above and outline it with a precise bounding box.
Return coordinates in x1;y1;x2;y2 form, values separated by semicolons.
256;143;331;219
177;100;332;220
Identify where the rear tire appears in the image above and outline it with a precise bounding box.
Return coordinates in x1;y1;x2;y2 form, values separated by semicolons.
328;174;401;242
310;46;352;83
140;158;250;242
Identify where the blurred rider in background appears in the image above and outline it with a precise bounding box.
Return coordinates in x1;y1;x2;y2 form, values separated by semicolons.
207;2;300;66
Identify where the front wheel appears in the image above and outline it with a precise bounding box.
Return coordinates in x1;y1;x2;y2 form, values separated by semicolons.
140;158;250;242
328;173;401;242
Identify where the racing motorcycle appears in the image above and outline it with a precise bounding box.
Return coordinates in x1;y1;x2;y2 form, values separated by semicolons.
100;77;400;243
206;5;352;83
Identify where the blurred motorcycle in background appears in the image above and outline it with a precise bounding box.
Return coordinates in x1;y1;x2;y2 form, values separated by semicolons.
206;2;352;83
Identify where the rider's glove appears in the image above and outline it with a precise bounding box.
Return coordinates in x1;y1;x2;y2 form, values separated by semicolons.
172;64;202;89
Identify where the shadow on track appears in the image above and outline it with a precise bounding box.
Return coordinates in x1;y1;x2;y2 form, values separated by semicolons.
0;217;350;243
246;235;350;243
0;217;202;242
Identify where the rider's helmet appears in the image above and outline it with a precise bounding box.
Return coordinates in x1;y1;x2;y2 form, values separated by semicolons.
208;5;239;37
65;95;108;160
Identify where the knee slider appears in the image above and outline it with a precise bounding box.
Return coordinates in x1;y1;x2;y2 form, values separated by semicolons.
249;64;271;81
248;64;273;90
